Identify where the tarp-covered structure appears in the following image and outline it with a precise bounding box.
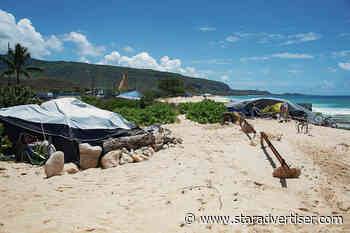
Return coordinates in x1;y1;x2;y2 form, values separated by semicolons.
0;98;139;162
117;90;141;100
225;97;324;125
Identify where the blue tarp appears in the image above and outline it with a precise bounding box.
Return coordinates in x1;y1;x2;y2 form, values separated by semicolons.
117;90;142;100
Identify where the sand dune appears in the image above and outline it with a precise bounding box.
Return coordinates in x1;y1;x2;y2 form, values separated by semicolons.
0;116;350;232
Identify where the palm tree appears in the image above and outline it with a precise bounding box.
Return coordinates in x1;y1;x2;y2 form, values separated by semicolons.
0;43;43;85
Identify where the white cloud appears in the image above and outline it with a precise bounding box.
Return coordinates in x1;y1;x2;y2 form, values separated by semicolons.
221;75;229;81
0;9;63;58
199;27;216;31
287;69;303;73
226;35;240;42
281;32;321;45
328;67;337;73
123;46;134;53
79;56;89;63
240;56;270;62
192;59;232;65
338;62;350;71
99;51;209;78
321;80;335;89
45;35;63;51
339;33;350;37
332;50;350;58
271;53;313;59
240;53;313;62
63;32;105;57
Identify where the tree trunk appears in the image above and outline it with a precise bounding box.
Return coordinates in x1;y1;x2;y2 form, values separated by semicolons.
103;133;155;153
16;71;20;85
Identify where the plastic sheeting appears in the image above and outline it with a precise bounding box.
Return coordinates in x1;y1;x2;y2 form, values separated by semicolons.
225;97;324;125
117;90;141;100
0;98;136;130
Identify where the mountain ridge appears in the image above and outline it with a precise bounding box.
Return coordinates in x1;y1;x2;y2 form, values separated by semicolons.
0;56;271;96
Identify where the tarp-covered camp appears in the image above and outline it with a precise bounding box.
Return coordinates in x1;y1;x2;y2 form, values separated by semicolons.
225;97;324;125
0;98;139;162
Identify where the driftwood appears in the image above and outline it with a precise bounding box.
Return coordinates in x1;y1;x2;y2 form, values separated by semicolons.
239;118;256;137
103;133;155;153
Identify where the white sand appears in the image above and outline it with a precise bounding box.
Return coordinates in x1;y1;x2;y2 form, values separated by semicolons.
1;116;350;232
159;95;231;103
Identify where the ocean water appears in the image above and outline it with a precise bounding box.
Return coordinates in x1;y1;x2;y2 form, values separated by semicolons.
226;95;350;128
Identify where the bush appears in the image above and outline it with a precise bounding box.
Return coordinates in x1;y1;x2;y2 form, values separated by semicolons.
185;99;226;124
178;102;195;114
0;86;41;108
113;102;178;126
140;90;156;108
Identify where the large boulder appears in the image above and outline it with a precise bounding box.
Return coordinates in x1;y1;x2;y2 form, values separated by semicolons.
79;143;102;170
101;150;122;169
44;151;64;178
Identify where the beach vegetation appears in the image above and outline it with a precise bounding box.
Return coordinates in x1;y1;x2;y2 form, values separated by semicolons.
81;96;178;126
185;99;226;124
0;86;41;108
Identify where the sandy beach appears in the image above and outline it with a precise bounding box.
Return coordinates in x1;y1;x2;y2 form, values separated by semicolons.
159;95;231;103
0;113;350;233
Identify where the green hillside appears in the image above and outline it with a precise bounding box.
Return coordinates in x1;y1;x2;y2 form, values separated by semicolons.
0;57;271;95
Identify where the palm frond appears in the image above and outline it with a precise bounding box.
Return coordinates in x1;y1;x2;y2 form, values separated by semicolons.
0;56;15;68
22;70;31;79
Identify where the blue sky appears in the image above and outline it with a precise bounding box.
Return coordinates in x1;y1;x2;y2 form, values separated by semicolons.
1;0;350;95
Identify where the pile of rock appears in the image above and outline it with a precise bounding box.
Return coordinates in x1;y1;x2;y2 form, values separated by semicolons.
44;126;183;177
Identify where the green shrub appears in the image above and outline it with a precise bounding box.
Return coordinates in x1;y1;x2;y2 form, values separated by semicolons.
178;102;195;114
113;102;178;126
0;86;40;108
185;99;226;124
140;90;156;108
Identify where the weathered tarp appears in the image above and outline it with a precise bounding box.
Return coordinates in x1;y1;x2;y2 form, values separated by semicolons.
117;90;141;100
225;97;324;125
0;98;136;141
0;98;139;162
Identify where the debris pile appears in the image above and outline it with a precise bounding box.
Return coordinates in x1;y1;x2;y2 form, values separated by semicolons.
42;125;183;178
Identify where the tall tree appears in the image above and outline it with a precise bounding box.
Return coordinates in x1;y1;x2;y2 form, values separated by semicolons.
0;43;43;85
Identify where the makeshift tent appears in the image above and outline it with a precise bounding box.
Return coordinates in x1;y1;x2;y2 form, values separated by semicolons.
225;97;324;125
117;90;141;100
0;98;139;162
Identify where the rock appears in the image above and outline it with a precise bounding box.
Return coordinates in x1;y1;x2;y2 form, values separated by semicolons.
64;163;79;174
139;154;149;160
79;143;102;170
44;151;64;178
152;144;163;152
176;138;183;144
337;197;350;212
153;132;164;145
129;152;144;162
119;152;134;165
148;147;154;156
163;144;169;149
101;150;122;169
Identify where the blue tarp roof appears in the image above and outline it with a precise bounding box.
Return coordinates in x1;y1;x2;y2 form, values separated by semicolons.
117;90;142;100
